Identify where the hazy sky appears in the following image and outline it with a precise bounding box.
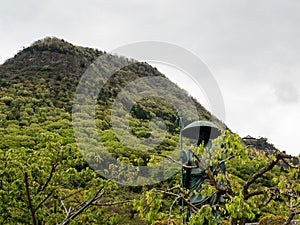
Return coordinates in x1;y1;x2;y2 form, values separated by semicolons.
1;0;299;155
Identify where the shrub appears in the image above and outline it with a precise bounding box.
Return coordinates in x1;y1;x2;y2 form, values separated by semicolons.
258;215;290;225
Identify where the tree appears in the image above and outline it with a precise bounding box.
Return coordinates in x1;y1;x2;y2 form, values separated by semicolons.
134;131;300;225
0;136;133;225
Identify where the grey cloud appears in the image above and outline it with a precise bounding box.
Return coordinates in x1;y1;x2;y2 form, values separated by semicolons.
273;82;299;104
1;0;300;154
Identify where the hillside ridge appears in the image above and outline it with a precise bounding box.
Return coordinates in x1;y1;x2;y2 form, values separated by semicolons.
1;37;103;75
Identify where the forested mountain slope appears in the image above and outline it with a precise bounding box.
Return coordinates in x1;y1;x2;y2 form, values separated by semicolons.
0;37;224;224
1;37;298;225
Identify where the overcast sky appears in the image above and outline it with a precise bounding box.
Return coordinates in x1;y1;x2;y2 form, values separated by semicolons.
1;0;299;155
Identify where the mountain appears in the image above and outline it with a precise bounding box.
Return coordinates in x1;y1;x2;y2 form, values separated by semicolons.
0;37;226;157
0;37;226;224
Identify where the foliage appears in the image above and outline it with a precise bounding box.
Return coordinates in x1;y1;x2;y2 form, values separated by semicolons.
135;131;300;225
0;37;299;225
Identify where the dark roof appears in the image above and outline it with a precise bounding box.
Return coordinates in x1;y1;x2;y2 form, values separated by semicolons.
243;135;255;139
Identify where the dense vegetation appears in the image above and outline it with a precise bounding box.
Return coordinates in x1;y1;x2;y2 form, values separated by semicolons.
0;37;299;224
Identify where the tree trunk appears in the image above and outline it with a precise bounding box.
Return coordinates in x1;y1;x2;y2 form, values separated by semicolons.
231;218;238;225
239;217;246;225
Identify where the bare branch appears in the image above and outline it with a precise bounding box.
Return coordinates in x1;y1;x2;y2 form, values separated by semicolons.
60;183;108;225
38;163;57;193
243;151;293;197
190;151;227;194
154;154;197;169
24;172;37;225
190;150;208;171
224;172;233;195
60;199;68;215
219;154;236;167
283;198;300;225
152;188;198;214
168;196;181;225
281;157;298;169
214;154;236;174
35;191;53;212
